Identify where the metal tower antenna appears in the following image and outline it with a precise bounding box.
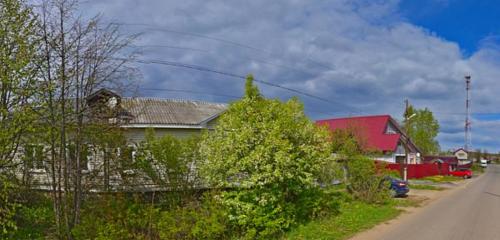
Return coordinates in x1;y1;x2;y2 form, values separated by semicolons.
465;75;472;151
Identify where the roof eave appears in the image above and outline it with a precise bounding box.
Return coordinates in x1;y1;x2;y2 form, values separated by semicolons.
121;124;207;129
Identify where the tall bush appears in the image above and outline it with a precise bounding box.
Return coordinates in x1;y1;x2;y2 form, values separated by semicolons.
134;130;201;205
0;177;17;237
200;75;332;239
346;156;391;203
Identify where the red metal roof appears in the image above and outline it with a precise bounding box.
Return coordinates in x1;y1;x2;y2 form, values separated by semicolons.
316;115;401;152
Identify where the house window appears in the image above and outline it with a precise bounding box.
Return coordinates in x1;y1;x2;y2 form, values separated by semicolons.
24;145;45;170
67;144;89;170
385;123;397;134
120;145;136;168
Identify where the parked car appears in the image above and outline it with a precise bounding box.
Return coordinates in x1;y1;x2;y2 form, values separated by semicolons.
382;177;409;197
480;159;488;168
450;168;472;179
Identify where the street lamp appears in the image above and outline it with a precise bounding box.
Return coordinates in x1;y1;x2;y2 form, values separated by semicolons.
403;113;416;181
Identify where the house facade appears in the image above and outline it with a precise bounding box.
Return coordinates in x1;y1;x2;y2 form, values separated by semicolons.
19;89;227;191
453;148;470;165
316;115;422;164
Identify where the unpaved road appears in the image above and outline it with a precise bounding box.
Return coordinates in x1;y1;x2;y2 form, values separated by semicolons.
351;164;500;240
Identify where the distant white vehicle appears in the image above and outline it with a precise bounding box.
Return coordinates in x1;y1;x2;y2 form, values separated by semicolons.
480;159;488;168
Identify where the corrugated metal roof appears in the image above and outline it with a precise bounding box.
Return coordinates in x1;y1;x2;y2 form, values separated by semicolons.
121;98;227;125
316;115;401;152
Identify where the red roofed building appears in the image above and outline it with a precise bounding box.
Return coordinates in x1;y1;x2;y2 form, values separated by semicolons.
316;115;422;164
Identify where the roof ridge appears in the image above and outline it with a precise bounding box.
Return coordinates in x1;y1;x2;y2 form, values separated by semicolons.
316;114;391;121
123;97;227;106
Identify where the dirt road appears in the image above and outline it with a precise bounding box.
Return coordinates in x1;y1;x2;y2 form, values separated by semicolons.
351;164;500;240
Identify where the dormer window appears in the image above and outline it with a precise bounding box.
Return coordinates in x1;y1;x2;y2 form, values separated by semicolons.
385;123;397;134
107;97;118;109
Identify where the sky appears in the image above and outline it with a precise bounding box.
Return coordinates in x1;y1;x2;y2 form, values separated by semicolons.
79;0;500;152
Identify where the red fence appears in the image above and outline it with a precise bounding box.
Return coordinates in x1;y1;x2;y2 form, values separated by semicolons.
385;163;450;179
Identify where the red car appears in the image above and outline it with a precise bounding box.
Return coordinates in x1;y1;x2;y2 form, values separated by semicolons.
450;168;472;179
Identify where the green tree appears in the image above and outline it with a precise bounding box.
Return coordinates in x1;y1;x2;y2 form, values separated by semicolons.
404;107;440;154
0;0;40;235
200;75;332;239
0;0;39;171
328;128;390;203
134;129;202;205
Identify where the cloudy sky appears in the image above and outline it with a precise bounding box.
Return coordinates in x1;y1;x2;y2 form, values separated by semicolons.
80;0;500;152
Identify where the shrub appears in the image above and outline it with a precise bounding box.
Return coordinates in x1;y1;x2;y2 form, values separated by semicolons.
8;191;55;239
72;192;229;240
200;76;333;239
72;194;160;240
0;177;17;237
157;192;228;240
346;156;391;203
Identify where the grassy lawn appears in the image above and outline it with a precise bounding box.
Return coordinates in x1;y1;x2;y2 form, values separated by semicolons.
420;175;462;183
285;201;401;240
409;184;445;191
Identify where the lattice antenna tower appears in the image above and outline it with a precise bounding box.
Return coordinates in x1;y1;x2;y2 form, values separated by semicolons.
464;74;472;151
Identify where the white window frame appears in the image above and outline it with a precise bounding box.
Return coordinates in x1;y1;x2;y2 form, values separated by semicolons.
24;144;46;173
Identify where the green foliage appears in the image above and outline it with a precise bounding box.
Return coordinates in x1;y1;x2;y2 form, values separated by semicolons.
0;0;40;169
200;75;332;238
404;107;440;154
346;156;391;203
71;192;229;240
421;175;462;183
330;128;366;156
134;130;202;207
286;200;401;240
157;192;229;240
72;194;160;240
471;163;484;174
135;130;201;190
0;177;17;237
8;191;55;239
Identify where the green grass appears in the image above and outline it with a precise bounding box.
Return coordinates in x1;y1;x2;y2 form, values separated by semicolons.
285;201;401;240
471;164;485;174
420;175;462;183
409;184;445;191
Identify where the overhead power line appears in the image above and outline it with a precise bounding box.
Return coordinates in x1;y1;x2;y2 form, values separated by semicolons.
140;88;240;99
127;57;361;113
112;22;335;71
129;44;209;53
112;23;269;54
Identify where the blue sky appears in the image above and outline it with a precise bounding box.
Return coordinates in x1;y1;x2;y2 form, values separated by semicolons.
400;0;500;55
81;0;500;152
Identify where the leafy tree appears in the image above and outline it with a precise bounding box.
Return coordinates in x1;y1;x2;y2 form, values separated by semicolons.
0;0;39;171
36;0;138;235
0;0;40;235
200;75;332;239
134;129;202;205
328;128;390;203
404;106;440;154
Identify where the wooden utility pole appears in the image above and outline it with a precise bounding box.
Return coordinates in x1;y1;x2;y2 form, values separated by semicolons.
403;99;409;181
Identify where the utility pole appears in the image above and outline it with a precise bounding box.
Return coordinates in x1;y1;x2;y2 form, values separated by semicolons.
464;75;472;152
403;99;410;181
